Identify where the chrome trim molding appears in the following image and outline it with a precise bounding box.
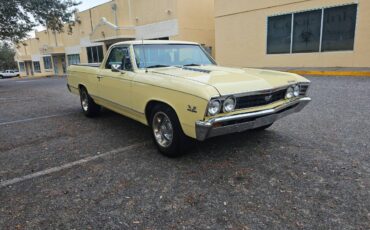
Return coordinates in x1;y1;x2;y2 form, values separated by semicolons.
195;97;311;141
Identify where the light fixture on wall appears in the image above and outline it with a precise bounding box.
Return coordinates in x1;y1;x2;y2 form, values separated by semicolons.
112;3;117;11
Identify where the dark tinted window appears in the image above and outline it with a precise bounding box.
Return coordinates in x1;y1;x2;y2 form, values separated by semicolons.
19;62;25;72
67;54;80;66
87;46;104;63
322;4;357;51
33;61;41;72
87;47;93;63
293;10;322;53
97;46;104;62
43;56;52;69
267;14;292;54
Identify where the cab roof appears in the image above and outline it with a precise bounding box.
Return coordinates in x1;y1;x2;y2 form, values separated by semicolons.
112;40;199;46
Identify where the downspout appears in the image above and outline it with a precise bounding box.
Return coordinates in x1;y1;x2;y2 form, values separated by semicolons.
113;1;118;26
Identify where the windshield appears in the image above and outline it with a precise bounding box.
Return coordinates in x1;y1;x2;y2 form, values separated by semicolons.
133;44;215;69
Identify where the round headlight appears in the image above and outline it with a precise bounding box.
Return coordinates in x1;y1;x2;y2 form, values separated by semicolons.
223;97;236;112
285;87;294;99
208;100;221;116
293;85;300;97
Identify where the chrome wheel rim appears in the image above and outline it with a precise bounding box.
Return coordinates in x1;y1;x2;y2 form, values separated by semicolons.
81;91;89;111
152;112;173;148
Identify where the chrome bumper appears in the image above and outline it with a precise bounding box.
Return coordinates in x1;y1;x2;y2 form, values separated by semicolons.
195;97;311;141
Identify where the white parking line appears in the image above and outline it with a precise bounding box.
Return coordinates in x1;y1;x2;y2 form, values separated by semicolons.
0;113;76;126
0;142;150;189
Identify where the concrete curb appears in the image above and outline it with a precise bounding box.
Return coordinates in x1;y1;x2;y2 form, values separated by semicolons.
287;70;370;77
18;75;66;80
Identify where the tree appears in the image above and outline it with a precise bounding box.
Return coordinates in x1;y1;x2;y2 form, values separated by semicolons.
0;42;17;71
0;0;80;42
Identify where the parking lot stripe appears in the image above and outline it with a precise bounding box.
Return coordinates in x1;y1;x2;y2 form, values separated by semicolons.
0;113;76;126
0;142;150;189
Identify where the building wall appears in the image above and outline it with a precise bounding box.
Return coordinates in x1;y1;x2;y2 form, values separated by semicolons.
215;0;370;68
176;0;215;56
15;0;215;77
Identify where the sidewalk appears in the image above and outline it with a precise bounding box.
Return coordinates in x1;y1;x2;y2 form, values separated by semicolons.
18;74;66;79
267;67;370;77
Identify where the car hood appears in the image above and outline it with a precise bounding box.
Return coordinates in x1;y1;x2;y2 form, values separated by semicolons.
151;66;310;96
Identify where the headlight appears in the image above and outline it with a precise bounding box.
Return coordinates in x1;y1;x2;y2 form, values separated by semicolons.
223;97;236;112
293;85;300;97
285;87;294;99
208;99;221;116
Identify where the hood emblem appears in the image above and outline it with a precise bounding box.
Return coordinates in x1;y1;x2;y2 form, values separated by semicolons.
265;95;272;101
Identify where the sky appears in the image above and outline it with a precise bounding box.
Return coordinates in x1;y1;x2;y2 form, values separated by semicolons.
30;0;111;37
77;0;111;12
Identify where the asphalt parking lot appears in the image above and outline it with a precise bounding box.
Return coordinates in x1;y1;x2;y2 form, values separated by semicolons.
0;76;369;229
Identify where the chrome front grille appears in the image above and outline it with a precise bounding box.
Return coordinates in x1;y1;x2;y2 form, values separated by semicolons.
299;84;309;96
235;89;287;110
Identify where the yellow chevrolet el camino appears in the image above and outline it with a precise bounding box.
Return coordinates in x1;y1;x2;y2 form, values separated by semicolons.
67;40;311;157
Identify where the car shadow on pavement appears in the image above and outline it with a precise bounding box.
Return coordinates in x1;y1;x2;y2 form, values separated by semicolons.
95;108;290;162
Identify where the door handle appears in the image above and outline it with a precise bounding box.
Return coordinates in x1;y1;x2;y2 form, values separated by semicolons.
97;75;104;80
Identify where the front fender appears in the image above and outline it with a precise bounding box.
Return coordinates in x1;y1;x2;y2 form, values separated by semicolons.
143;95;208;139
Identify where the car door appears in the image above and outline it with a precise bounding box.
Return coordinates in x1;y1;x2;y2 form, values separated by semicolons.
97;46;134;112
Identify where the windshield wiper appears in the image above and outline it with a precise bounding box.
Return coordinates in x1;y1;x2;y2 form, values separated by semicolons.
146;65;170;68
183;63;201;67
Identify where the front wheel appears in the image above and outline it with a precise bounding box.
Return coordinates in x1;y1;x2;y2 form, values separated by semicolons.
150;104;191;157
79;87;100;117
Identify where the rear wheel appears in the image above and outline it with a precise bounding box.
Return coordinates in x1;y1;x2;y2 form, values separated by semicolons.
150;104;190;157
79;87;100;117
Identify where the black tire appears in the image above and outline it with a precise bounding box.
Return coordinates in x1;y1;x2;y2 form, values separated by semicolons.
0;75;3;79
150;104;191;157
253;123;273;131
79;87;100;117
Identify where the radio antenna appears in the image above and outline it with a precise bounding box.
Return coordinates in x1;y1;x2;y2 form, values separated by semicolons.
142;38;148;73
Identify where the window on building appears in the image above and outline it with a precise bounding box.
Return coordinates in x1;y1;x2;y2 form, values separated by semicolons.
43;56;52;69
67;54;81;66
267;4;357;54
19;62;25;72
87;46;104;63
322;4;357;52
292;10;322;53
267;14;292;54
33;61;41;72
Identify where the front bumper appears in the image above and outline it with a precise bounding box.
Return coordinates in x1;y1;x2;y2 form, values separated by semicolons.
195;97;311;141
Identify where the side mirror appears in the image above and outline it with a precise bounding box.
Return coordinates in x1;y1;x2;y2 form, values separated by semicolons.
111;64;121;72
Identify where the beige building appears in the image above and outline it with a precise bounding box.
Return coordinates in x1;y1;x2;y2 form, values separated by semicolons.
215;0;370;68
15;0;215;77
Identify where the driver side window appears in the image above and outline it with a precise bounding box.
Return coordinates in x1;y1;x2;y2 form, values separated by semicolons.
105;46;133;71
